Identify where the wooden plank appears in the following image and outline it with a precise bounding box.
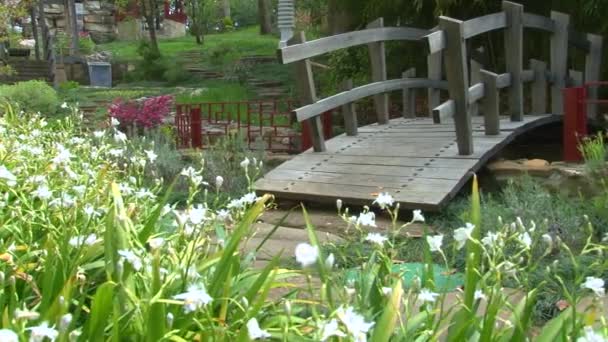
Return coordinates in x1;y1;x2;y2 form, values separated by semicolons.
278;162;467;180
295;78;448;122
503;1;524;122
427;51;443;118
584;34;603;120
433;100;455;123
496;73;512;89
470;47;483;116
402;68;417;118
439;16;473;155
262;169;463;192
285;153;479;169
279;26;429;64
522;13;555;32
550;11;570;115
290;32;325;152
368;18;390;125
521;69;534;83
462;12;507;39
480;69;500;135
341;79;358;136
530;59;548;114
468;83;485;104
569;69;583;87
426;30;446;54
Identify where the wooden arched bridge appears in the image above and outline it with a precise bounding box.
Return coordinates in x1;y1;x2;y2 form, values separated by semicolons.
256;1;603;210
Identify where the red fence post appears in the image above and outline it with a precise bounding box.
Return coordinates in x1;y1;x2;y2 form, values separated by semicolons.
563;87;587;162
190;106;202;149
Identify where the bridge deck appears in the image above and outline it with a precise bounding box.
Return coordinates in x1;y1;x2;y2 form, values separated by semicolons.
255;114;560;210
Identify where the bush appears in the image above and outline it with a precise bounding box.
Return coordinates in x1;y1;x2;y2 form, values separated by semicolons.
0;80;60;114
109;95;173;130
163;63;191;85
129;41;167;81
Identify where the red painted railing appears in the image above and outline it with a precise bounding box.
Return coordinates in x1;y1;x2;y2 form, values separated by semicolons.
174;100;333;153
562;82;608;161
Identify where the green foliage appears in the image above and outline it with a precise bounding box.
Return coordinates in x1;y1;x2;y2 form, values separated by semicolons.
207;42;241;67
0;80;60;115
162;63;191;85
54;31;97;56
580;131;607;172
129;40;167;81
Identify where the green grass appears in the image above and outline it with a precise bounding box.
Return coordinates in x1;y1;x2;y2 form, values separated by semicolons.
98;26;279;62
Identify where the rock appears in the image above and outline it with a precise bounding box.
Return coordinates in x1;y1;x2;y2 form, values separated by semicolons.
84;14;115;25
523;158;549;168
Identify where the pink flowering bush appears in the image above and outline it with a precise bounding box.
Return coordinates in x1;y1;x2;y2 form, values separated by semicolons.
109;95;173;129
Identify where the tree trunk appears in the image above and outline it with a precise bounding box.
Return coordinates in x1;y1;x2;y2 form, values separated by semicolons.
327;0;353;35
222;0;231;18
258;0;272;34
141;0;160;54
30;7;40;60
65;0;79;55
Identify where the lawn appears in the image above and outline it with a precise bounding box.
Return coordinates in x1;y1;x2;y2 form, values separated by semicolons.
98;26;279;62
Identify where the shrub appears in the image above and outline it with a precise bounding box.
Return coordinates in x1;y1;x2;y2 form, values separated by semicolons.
130;41;167;81
0;80;60;114
163;63;191;85
109;95;173;130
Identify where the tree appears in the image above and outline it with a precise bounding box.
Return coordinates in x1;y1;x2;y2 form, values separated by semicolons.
64;0;79;55
258;0;271;34
140;0;160;54
222;0;231;18
185;0;208;44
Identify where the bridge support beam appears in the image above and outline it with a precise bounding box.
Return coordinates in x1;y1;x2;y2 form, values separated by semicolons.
439;16;473;155
367;18;390;125
550;11;570;115
503;1;524;121
341;79;358;136
584;34;603;120
402;68;417;118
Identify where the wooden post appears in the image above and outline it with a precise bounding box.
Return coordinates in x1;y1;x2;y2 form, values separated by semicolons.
569;69;584;87
584;34;603;120
439;17;473;155
341;79;358;136
427;51;442;118
550;11;570;115
530;59;547;114
402;68;416;118
480;70;500;135
503;1;524;121
470;47;485;116
290;32;326;152
367;18;389;125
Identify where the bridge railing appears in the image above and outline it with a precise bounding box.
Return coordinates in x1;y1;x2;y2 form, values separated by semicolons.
278;0;602;155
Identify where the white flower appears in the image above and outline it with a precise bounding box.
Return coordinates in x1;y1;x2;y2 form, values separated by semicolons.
373;192;394;209
166;312;174;328
577;326;608;342
72;185;86;196
52;144;72;164
382;287;392;296
247;318;271;340
69;234;97;247
426;234;443;252
145;150;157;163
345;287;356;296
93;130;105;138
542;233;553;246
215;175;224;189
33;184;52;200
118;249;143;271
114;131;127;143
325;253;335;269
240;157;250;168
0;165;17;186
59;313;72;331
14;308;40;320
319;319;346;341
173;284;213;313
27;322;58;342
108;148;124;157
474;290;486;301
356;212;376;227
582;277;605;297
412;209;425;222
336;306;374;342
0;329;18;342
180;166;203;184
70;137;84;145
365;233;388;246
148;237;165;250
216;209;231;221
189;204;207;225
336;199;343;211
453;222;475;250
418;288;439;303
110;117;120;126
295;243;319;267
501;261;517;277
481;231;500;247
61;102;68;109
518;232;532;248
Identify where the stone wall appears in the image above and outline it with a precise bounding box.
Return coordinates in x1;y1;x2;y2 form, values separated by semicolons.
43;0;116;43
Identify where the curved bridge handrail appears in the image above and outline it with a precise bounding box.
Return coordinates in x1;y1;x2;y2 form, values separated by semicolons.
462;12;507;39
522;13;555;32
295;78;448;122
279;27;430;64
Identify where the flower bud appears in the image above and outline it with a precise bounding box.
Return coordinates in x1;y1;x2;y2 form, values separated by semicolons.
60;313;73;331
284;300;291;316
336;199;343;211
215;176;224;189
166;313;174;329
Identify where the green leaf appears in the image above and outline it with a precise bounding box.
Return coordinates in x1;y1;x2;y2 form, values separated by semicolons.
84;281;117;342
147;253;166;341
535;306;574;342
371;279;403;342
138;177;177;243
